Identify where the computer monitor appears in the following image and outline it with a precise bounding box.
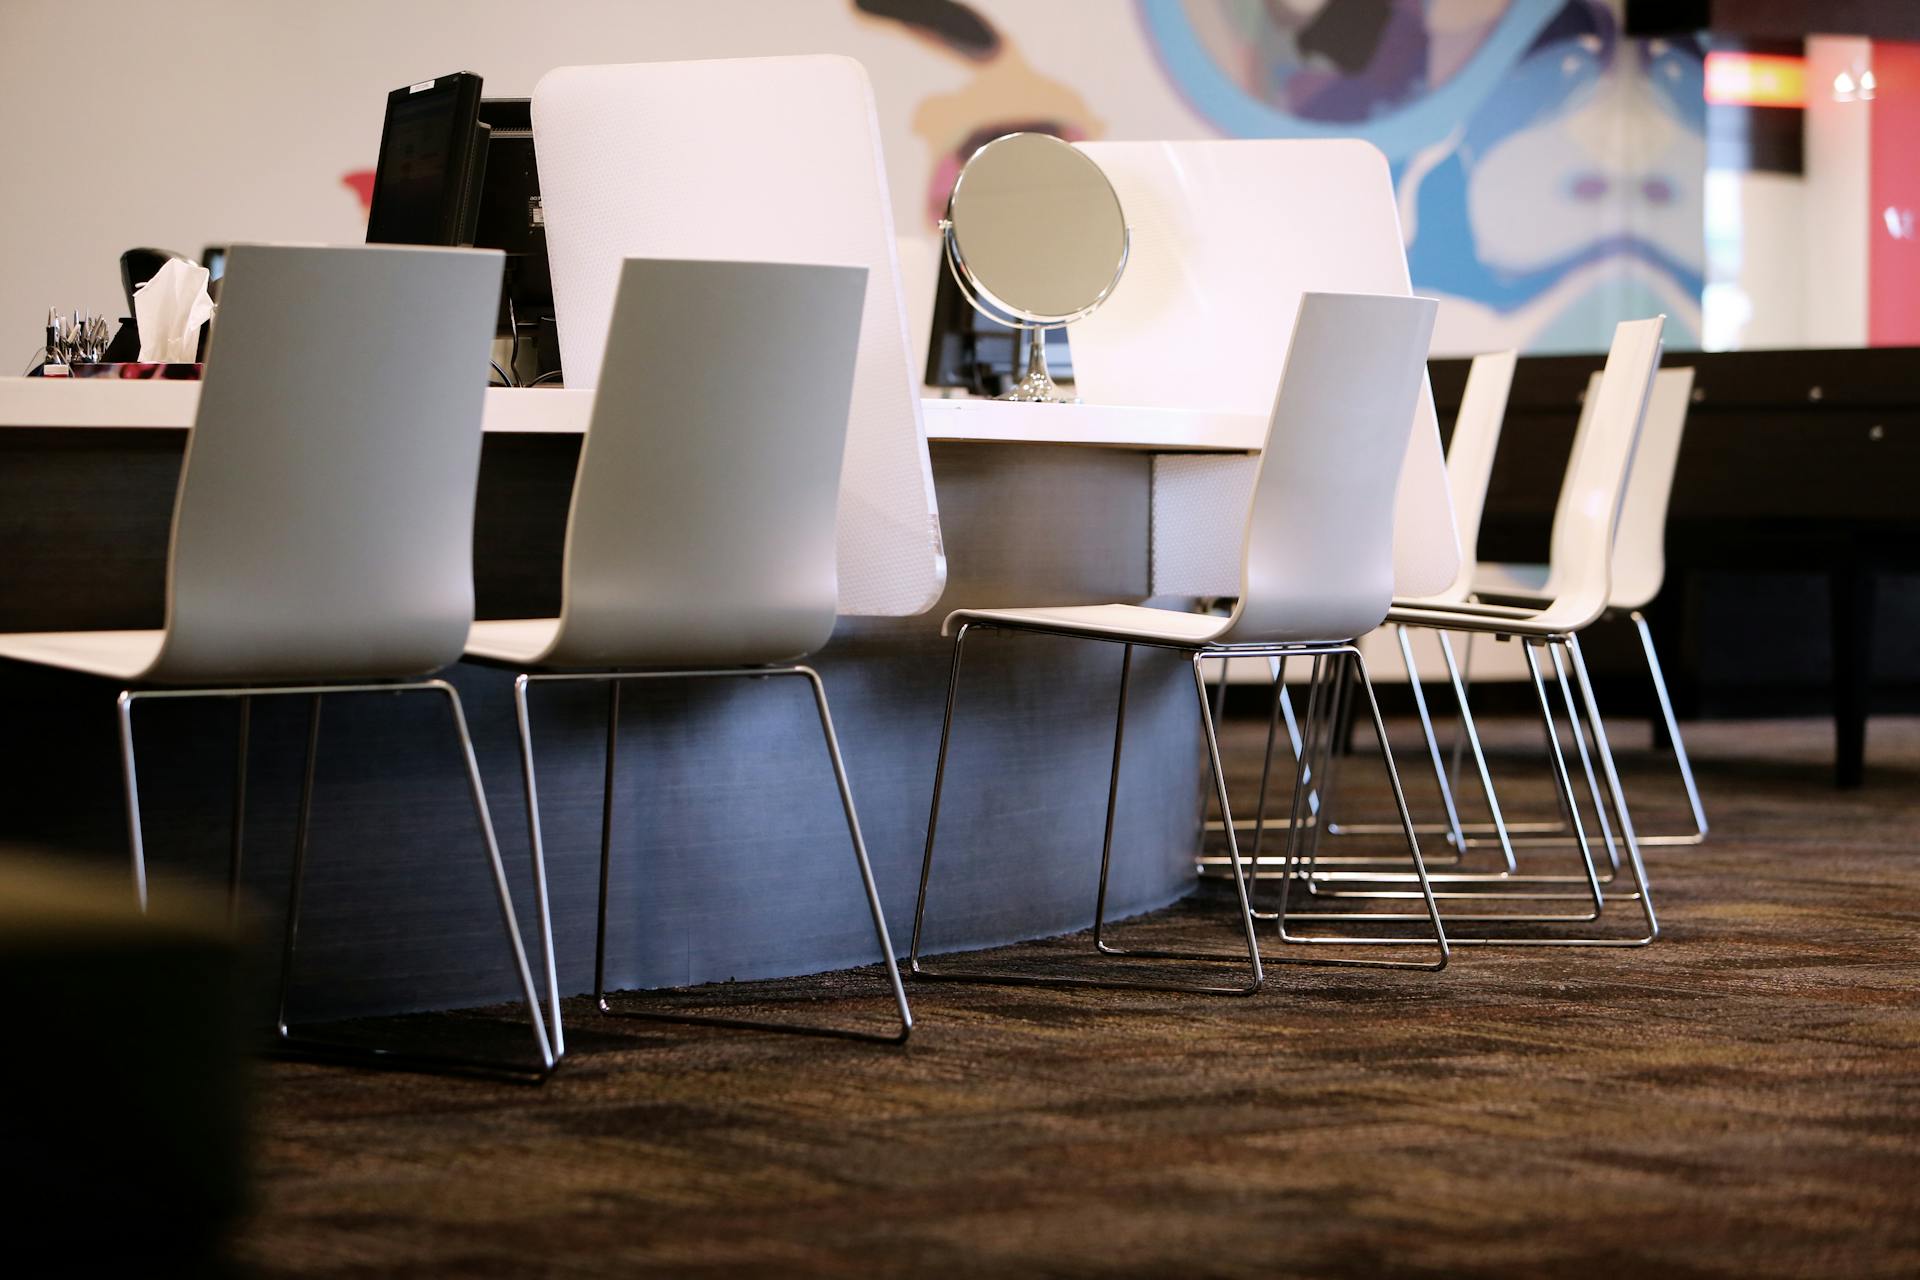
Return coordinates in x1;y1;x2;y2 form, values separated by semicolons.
475;98;558;376
366;72;489;248
474;100;540;258
366;75;562;381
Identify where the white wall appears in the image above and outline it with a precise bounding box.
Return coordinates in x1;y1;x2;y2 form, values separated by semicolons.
1702;169;1807;351
1803;35;1873;347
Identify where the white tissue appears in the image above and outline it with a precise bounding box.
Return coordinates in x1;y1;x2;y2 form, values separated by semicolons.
134;257;216;362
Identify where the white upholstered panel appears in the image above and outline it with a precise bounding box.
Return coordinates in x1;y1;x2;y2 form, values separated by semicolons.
1072;139;1459;599
532;56;945;616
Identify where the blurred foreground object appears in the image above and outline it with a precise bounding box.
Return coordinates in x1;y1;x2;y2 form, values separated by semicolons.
0;853;247;1272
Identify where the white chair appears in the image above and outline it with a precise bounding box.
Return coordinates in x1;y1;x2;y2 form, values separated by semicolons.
1468;367;1707;845
909;292;1450;995
1426;352;1524;605
1065;140;1469;886
1383;350;1523;860
0;244;556;1077
1245;349;1520;871
1291;317;1667;946
464;257;912;1057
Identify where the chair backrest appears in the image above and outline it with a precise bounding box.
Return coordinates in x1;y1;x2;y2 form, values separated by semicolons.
1217;292;1438;645
152;243;502;683
541;258;867;669
1539;362;1691;608
1605;365;1694;609
1531;316;1666;633
1071;138;1460;599
532;56;944;617
1429;349;1518;603
1538;367;1605;602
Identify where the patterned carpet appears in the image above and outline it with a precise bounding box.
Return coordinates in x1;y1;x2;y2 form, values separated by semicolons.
234;715;1920;1278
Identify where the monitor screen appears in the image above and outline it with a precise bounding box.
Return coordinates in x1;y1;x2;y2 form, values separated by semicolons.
366;72;487;247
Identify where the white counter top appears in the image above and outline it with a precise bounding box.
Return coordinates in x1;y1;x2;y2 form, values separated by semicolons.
0;375;205;429
919;397;1263;451
0;378;1262;452
0;378;596;433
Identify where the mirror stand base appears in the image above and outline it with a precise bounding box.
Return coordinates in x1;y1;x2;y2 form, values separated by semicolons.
1000;327;1077;404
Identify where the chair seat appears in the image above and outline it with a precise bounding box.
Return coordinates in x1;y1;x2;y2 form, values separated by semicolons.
1472;560;1551;602
0;630;165;681
464;618;562;666
1386;600;1561;636
944;603;1236;647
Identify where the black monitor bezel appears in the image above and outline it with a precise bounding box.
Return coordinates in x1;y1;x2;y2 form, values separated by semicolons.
366;71;487;247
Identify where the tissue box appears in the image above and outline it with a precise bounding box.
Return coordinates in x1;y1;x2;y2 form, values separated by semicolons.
68;362;204;381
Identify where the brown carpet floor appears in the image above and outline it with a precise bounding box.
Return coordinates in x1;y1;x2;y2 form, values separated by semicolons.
235;715;1920;1279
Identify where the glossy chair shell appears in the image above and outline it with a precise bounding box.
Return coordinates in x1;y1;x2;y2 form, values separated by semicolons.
541;258;868;669
1498;363;1691;614
1218;292;1438;645
151;244;503;684
1427;350;1517;604
1610;367;1695;611
1524;319;1665;634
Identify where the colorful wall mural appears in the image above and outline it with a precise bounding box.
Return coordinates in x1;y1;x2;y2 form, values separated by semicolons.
856;0;1706;353
1137;0;1706;351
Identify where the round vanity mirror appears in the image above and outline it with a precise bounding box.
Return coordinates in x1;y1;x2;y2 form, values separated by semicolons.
942;132;1129;402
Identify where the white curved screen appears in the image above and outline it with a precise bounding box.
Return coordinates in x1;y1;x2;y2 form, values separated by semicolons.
533;55;945;616
1072;139;1459;599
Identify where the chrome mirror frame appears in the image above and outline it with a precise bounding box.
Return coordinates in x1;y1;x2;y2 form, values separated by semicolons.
939;133;1130;403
